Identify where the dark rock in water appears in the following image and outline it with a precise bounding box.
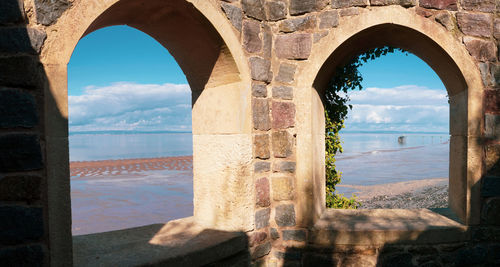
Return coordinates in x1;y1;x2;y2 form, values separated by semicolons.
398;136;406;144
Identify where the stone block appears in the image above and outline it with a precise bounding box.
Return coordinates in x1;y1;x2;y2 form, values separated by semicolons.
494;19;500;40
282;229;306;241
272;101;295;129
265;0;286;21
274;250;302;260
249;231;267;247
331;0;369;8
0;134;43;172
0;175;41;202
481;176;500;197
319;10;339;29
256;177;271;207
463;37;497;62
289;0;328;15
251;242;271;259
0;206;43;244
415;7;434;17
479;63;491;87
272;86;293;100
275;204;296;226
0;245;44;266
272;130;293;158
485;90;500;114
303;253;339;267
253;98;271;130
275;33;312;59
243;20;262;53
221;2;242;31
482;197;500;225
485;114;500;138
270;228;280;239
34;0;70;25
340;7;360;16
249;57;272;82
0;88;38;128
252;83;267;98
0;27;46;54
314;31;329;43
435;12;454;31
491;63;500;87
419;0;457;10
370;0;416;6
255;208;270;229
279;16;316;33
272;176;294;200
254;161;271;173
262;24;272;59
0;0;24;25
254;134;270;159
460;0;496;13
242;0;266;21
273;161;296;173
457;12;492;38
275;63;296;84
0;56;40;88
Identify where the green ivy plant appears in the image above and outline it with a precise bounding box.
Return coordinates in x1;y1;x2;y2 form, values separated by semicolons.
325;46;406;209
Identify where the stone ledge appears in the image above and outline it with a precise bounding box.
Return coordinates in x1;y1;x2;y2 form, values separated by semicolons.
310;209;469;246
73;217;249;267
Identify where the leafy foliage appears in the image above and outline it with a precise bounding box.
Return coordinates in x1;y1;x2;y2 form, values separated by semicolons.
325;46;405;209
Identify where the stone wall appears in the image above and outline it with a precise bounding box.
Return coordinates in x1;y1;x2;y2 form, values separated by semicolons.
0;0;499;266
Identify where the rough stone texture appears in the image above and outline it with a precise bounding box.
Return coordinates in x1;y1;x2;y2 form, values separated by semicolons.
249;231;267;247
481;176;500;197
0;0;24;25
282;230;306;242
243;20;262;53
275;204;296;227
272;176;294;200
485;114;500;138
254;134;270;159
275;64;296;84
491;63;500;87
0;245;44;267
331;0;369;9
252;83;267;98
370;0;416;6
256;177;271;207
463;37;497;62
0;27;47;54
0;175;41;202
495;19;500;40
435;12;454;31
314;31;329;43
272;131;293;158
279;16;316;33
265;0;287;21
415;7;434;17
340;7;360;17
0;56;40;88
272;86;293;100
275;33;312;59
273;161;296;173
0;89;38;128
253;98;271;130
460;0;496;13
0;134;43;172
319;10;339;29
303;253;339;266
221;2;242;31
457;12;492;38
272;101;295;129
251;242;271;259
262;24;273;59
0;206;43;245
485;90;500;114
289;0;328;15
482;198;500;225
250;57;272;82
34;0;70;25
485;144;500;176
419;0;457;10
270;228;280;239
254;161;271;173
241;0;266;20
255;208;270;229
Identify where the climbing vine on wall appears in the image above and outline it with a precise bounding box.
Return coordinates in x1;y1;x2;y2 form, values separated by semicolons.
325;46;406;209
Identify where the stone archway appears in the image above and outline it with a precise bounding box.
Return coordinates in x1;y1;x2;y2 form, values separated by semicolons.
293;6;484;227
40;0;252;264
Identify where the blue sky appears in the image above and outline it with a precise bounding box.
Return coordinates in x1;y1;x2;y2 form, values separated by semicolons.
68;25;448;133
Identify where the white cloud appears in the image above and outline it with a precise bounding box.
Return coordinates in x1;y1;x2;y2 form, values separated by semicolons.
69;82;192;132
343;85;449;132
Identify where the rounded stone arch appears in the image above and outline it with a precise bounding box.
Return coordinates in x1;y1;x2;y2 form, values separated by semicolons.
41;0;253;264
294;6;484;227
